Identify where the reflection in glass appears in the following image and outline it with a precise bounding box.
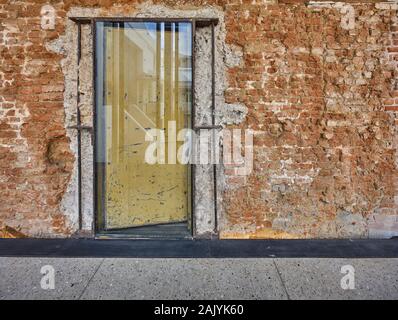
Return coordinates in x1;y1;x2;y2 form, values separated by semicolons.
96;22;192;230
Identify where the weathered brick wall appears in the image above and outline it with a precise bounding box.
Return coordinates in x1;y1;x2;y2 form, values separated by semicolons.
0;0;74;236
0;0;397;238
221;1;398;238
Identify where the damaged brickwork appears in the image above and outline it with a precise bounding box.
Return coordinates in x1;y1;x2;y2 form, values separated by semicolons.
220;0;398;238
0;0;397;238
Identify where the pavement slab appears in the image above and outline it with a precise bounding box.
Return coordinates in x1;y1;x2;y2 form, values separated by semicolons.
1;257;397;299
80;258;287;300
0;257;103;300
274;258;398;300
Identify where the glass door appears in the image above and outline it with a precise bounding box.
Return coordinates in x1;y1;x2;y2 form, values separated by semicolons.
95;21;192;233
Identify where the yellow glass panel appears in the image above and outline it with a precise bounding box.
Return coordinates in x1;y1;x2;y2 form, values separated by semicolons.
96;22;192;230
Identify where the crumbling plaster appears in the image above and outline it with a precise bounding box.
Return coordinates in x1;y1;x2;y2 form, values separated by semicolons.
47;3;247;236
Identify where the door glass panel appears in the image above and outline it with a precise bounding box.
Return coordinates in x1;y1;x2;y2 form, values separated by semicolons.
95;21;192;230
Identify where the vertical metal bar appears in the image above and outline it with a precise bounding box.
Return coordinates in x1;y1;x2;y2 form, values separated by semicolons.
156;23;161;129
164;22;172;164
118;22;125;163
77;22;83;231
191;19;196;237
92;19;99;234
211;21;218;235
174;23;179;131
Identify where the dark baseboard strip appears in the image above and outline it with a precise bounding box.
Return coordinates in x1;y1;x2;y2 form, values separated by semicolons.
0;238;397;258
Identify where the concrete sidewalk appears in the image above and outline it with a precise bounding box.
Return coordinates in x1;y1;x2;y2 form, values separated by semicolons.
0;258;397;300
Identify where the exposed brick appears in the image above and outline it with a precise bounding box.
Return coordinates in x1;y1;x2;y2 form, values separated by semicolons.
0;0;397;239
221;2;398;239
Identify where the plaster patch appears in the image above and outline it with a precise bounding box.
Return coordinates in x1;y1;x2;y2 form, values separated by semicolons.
49;4;247;237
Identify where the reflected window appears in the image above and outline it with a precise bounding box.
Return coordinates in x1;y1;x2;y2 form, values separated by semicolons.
95;21;192;231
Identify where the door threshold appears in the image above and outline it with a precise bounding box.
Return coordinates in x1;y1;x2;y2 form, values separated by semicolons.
97;222;192;240
96;234;193;240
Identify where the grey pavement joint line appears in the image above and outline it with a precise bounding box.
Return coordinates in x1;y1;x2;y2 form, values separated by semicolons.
78;258;105;300
272;259;290;300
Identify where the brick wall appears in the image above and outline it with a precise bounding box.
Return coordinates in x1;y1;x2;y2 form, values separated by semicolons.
221;1;398;238
0;0;397;238
0;1;73;236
